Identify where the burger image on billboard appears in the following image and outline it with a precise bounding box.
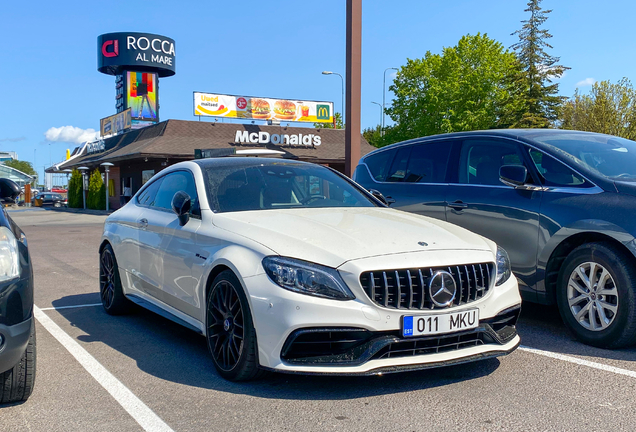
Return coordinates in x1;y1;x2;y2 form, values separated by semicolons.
247;98;271;119
274;100;297;120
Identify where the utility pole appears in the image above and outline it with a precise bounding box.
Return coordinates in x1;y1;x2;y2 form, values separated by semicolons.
345;0;362;177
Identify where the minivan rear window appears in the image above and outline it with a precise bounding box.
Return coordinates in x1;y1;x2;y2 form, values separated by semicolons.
363;149;396;182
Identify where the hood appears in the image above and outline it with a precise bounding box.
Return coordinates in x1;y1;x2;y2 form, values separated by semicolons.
615;180;636;197
212;207;493;268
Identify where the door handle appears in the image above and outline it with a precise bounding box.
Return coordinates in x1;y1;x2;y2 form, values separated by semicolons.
137;218;148;228
385;196;396;204
448;201;468;210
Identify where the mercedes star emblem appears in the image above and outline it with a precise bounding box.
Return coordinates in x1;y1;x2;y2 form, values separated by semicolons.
429;270;457;307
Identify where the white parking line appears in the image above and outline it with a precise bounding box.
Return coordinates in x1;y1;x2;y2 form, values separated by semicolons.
38;303;102;311
33;305;175;432
519;345;636;378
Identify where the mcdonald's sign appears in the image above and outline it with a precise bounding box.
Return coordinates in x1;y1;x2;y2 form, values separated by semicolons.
194;92;334;124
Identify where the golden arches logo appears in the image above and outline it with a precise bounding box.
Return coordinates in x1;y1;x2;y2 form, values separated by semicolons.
316;104;330;120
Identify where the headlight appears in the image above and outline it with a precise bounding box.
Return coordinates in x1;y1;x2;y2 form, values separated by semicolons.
0;226;20;282
495;246;511;286
262;256;355;300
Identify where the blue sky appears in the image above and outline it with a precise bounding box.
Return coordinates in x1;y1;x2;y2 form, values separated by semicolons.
1;0;634;181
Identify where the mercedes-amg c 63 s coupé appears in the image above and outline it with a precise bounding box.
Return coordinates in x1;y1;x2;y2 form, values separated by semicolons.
99;158;521;381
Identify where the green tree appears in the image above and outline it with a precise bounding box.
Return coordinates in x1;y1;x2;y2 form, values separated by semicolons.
2;159;37;177
87;169;106;210
362;125;383;147
67;169;83;208
386;33;523;142
510;0;569;127
313;112;344;129
560;78;636;139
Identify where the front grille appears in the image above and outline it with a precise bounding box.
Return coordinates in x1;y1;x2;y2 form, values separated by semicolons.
371;332;484;360
359;263;494;310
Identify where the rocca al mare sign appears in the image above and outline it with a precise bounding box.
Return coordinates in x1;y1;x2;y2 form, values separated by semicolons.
234;130;321;146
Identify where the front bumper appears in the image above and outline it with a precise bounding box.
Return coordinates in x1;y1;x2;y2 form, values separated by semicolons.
0;316;32;374
244;266;521;374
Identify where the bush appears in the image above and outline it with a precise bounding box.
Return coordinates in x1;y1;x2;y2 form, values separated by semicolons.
87;169;106;210
67;169;83;208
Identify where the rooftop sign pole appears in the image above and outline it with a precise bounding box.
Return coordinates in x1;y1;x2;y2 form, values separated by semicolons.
345;0;362;177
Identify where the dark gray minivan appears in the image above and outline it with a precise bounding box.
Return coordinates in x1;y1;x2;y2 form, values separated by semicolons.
354;129;636;348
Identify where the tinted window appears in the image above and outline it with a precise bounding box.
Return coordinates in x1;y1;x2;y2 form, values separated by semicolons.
203;163;376;213
529;149;587;187
403;142;452;183
459;139;527;186
364;149;396;182
153;171;199;216
137;177;163;207
386;147;412;182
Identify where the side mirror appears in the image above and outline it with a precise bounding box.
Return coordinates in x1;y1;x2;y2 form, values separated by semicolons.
0;178;20;203
368;189;389;206
500;165;528;188
171;191;192;226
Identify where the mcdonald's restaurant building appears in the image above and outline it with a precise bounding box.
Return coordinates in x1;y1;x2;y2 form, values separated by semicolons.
58;119;375;210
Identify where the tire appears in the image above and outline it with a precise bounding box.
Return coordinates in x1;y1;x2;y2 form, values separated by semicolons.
54;202;61;208
0;321;36;404
99;244;131;315
557;242;636;348
206;270;267;381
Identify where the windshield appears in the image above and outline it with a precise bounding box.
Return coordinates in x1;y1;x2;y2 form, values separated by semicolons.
530;132;636;181
203;162;377;212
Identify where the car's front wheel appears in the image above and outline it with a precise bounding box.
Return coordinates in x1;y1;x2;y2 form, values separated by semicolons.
0;321;36;404
206;270;264;381
557;242;636;348
99;244;131;315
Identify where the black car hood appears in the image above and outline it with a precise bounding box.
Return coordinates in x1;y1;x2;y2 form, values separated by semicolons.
614;181;636;197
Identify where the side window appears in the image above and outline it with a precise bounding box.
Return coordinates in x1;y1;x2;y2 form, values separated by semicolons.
364;149;396;182
153;171;200;216
136;177;163;207
386;147;412;182
529;149;588;187
459;139;527;186
403;142;452;183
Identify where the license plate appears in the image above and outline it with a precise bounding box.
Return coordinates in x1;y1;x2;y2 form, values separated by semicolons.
402;309;479;337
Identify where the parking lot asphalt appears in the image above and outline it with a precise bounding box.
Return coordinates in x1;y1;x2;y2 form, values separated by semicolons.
2;209;636;431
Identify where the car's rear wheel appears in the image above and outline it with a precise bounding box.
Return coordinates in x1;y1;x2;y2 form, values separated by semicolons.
0;321;36;404
206;270;265;381
54;202;61;208
557;242;636;348
99;244;131;315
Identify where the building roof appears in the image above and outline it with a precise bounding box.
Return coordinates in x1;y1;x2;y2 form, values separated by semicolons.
60;119;375;169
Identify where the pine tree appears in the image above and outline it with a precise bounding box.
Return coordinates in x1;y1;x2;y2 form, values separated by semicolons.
67;169;83;208
511;0;569;127
87;169;106;210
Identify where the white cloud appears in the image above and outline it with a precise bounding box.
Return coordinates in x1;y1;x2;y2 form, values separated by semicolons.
576;77;596;87
44;126;99;144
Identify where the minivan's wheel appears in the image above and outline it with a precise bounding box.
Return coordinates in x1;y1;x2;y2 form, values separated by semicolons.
99;244;131;315
557;242;636;348
0;321;36;403
206;270;265;381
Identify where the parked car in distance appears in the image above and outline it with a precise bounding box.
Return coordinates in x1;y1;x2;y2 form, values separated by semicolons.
0;178;36;403
100;158;521;381
354;129;636;348
33;193;66;207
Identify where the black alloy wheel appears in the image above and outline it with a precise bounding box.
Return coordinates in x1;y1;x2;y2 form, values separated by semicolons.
99;244;130;315
206;270;265;381
557;242;636;348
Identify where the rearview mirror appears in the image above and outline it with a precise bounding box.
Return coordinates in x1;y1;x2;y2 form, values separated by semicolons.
368;189;389;206
500;165;528;187
171;191;192;226
0;178;21;203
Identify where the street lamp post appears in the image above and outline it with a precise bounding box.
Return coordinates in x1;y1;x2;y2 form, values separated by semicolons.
101;163;114;212
322;71;344;122
78;167;89;210
371;102;383;132
382;67;398;136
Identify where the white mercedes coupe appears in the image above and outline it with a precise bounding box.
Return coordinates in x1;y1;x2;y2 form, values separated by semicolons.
99;158;521;381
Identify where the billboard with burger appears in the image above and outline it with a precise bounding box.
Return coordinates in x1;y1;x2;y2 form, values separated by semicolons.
194;92;333;123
